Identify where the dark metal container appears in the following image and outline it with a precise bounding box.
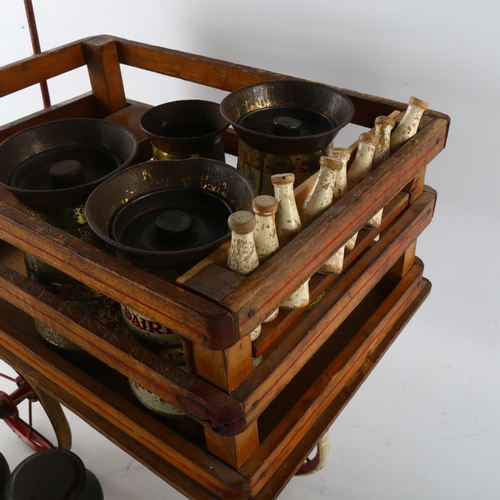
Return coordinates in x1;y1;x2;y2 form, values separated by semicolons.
0;118;138;350
0;453;10;500
140;100;229;161
220;80;354;194
3;449;103;500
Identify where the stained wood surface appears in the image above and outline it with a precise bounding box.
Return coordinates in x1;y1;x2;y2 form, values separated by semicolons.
232;191;436;423
0;202;236;350
0;320;250;500
0;41;85;97
83;37;127;117
0;262;247;435
242;263;424;496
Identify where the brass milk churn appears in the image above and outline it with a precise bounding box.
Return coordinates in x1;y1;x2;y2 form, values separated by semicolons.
85;158;255;433
0;118;138;351
220;80;354;195
140;100;229;161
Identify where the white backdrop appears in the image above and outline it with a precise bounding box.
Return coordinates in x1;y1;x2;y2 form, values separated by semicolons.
1;1;499;499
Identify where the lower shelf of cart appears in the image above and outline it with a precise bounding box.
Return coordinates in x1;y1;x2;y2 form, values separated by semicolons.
0;247;429;499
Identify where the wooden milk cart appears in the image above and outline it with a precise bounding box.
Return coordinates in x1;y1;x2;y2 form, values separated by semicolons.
0;36;450;499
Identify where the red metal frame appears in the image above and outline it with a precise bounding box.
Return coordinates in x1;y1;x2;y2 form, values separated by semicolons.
23;0;51;108
0;373;54;452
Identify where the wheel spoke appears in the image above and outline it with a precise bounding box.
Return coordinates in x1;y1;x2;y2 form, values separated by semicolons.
0;372;17;383
1;371;69;451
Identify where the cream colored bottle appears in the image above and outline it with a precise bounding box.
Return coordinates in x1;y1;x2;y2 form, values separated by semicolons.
345;133;379;251
253;195;280;322
227;210;261;340
320;148;351;273
301;156;342;227
271;173;309;309
367;115;396;229
390;96;429;153
373;115;396;168
271;173;302;246
330;147;350;200
301;156;345;274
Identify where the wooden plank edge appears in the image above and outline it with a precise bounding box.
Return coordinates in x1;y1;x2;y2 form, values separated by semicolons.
252;276;432;500
112;37;450;128
0;322;251;499
0;40;86;97
0;202;236;349
232;191;436;419
240;263;423;496
0;263;246;435
215;117;447;335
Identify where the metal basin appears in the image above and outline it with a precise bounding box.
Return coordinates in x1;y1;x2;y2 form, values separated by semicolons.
220;79;354;155
85;158;255;271
0;118;138;208
140;100;229;161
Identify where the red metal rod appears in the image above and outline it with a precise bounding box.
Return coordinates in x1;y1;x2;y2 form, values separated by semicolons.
23;0;51;108
0;372;17;382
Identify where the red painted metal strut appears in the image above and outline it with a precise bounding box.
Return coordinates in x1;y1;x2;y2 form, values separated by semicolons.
23;0;51;108
0;373;54;452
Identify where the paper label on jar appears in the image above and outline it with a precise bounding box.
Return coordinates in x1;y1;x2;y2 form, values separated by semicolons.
121;305;183;345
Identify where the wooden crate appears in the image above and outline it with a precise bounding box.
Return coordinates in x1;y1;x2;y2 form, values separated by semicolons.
0;35;450;499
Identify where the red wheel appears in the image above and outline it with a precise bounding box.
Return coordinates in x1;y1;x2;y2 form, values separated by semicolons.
0;370;71;452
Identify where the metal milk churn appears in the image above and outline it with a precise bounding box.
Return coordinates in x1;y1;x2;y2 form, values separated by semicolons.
85;158;254;428
220;80;354;195
0;118;138;351
140;100;229;161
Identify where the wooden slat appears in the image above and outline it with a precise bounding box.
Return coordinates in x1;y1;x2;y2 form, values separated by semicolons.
0;41;86;98
0;202;236;350
0;322;251;500
113;36;450;129
82;36;127;117
215;117;447;337
0;263;246;435
114;37;289;95
232;191;436;424
243;263;423;496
